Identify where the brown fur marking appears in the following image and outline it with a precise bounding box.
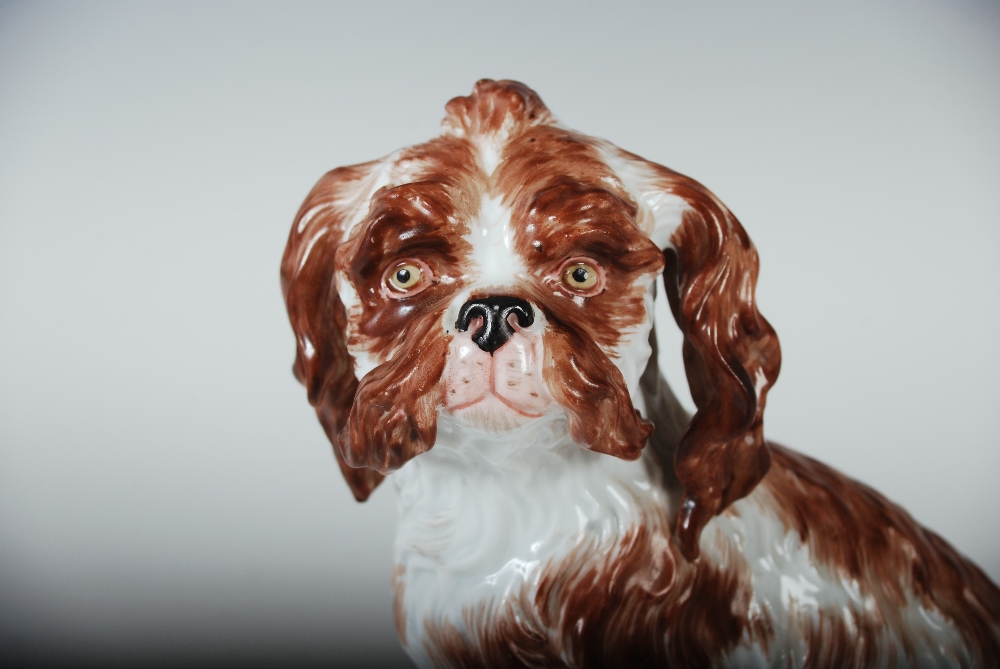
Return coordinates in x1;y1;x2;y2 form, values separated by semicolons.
763;443;1000;668
541;324;652;460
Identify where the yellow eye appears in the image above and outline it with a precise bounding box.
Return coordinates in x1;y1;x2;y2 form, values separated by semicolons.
562;261;599;291
387;262;424;292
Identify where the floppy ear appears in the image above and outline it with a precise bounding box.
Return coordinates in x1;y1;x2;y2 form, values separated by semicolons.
608;152;781;560
280;162;385;501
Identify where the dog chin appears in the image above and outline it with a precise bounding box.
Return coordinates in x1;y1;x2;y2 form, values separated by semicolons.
446;395;543;433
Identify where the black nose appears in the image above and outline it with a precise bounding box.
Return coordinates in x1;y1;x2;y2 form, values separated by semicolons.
455;296;534;354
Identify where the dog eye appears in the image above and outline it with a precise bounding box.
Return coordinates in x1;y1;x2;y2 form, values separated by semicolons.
384;260;431;297
389;263;422;290
562;261;599;291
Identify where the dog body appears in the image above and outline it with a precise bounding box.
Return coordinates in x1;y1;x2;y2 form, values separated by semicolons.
281;80;1000;667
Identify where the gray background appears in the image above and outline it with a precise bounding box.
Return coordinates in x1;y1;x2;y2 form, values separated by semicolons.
2;1;998;666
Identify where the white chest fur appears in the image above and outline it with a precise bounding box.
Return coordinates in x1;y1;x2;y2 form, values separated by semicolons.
392;411;665;667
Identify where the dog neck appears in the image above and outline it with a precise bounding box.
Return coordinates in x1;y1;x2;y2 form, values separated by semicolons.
392;408;663;562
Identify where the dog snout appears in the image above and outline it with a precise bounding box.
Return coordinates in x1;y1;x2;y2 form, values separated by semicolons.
455;297;534;354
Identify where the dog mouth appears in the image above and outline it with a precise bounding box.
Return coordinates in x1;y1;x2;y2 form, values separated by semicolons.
443;315;553;431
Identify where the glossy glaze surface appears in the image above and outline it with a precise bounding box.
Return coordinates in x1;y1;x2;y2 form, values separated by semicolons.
281;80;1000;667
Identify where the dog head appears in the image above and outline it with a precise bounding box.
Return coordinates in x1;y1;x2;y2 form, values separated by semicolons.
281;80;780;558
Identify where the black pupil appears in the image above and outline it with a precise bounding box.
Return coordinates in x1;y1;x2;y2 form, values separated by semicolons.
572;267;588;283
396;268;411;284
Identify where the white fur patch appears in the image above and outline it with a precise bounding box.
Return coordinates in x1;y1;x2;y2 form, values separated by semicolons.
604;280;657;418
593;141;691;250
336;270;379;380
466;194;527;289
709;494;969;668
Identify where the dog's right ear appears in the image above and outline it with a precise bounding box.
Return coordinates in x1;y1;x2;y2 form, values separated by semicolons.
280;162;385;501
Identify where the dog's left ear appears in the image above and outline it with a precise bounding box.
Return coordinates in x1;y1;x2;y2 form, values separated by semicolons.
610;153;782;560
281;162;385;502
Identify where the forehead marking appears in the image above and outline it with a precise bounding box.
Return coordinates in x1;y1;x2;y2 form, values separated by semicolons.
467;193;526;289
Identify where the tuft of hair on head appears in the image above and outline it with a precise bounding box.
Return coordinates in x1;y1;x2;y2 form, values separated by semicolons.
441;79;555;140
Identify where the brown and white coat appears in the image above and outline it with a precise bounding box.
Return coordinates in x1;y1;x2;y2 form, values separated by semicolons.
281;80;1000;668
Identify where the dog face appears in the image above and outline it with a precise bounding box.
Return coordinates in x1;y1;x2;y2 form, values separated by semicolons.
281;80;781;557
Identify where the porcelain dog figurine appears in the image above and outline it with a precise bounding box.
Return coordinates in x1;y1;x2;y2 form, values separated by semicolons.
281;80;1000;668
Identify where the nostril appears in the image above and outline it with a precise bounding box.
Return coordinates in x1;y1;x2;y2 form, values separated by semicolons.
455;296;534;355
